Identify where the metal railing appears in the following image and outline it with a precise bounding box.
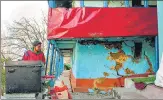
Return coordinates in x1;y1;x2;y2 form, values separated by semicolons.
45;40;64;87
48;0;152;8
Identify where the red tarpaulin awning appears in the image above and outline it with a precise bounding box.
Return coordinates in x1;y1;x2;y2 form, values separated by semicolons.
48;7;158;39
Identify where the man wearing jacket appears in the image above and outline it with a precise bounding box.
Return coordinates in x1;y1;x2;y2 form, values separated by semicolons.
22;40;45;64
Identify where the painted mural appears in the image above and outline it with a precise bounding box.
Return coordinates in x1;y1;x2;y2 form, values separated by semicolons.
72;36;156;91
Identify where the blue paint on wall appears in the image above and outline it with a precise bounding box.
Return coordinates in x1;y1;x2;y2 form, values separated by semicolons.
157;1;163;63
72;37;156;79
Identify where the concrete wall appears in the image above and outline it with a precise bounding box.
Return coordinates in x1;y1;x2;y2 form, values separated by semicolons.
72;37;156;79
157;1;163;62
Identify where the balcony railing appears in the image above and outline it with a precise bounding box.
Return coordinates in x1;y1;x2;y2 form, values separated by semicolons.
48;0;157;8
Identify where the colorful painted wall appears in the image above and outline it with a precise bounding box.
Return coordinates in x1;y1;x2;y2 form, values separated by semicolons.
71;37;156;92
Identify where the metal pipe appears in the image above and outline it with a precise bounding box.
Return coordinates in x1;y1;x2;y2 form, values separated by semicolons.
144;0;148;7
45;40;50;75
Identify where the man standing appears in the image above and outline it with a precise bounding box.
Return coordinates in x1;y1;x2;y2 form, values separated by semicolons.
22;40;46;99
22;40;45;64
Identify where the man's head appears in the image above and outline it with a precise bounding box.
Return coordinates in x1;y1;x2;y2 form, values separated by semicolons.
32;40;42;52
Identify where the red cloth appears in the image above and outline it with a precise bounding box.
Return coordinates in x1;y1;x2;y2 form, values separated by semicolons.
22;50;45;64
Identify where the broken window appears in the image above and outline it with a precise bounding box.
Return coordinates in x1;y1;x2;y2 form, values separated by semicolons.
55;0;72;8
132;0;157;7
132;0;142;7
134;42;142;59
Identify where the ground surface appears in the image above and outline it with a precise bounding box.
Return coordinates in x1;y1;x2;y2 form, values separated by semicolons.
61;70;113;99
72;92;113;99
2;70;162;99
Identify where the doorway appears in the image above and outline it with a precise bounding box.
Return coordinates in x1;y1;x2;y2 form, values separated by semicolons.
60;49;73;71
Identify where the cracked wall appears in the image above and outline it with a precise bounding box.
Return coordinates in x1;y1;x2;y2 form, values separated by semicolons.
73;37;156;79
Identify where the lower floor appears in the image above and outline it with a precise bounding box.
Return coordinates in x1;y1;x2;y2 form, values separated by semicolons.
54;36;158;92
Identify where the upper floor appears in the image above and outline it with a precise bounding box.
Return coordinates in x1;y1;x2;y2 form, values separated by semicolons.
47;0;158;39
48;0;157;8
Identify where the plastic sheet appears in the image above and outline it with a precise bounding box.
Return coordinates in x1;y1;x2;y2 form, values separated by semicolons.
48;7;158;39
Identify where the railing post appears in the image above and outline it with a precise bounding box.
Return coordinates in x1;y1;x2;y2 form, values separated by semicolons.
48;0;56;8
60;55;64;74
144;0;149;7
103;0;108;7
80;0;84;7
59;55;63;75
58;53;61;77
55;51;59;79
124;0;129;7
49;43;55;75
52;48;56;75
45;40;50;75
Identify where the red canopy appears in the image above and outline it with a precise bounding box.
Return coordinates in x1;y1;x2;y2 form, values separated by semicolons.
47;7;158;39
